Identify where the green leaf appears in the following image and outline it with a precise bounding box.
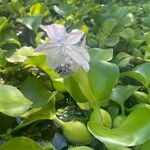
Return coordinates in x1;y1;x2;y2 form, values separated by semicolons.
68;146;94;150
143;2;150;14
0;17;8;32
102;18;117;34
131;39;144;48
30;2;44;16
87;61;119;103
121;63;150;87
25;55;66;92
52;78;66;92
112;6;128;19
21;77;52;107
25;55;58;79
142;15;150;28
144;32;150;45
12;92;56;132
119;14;134;27
66;61;119;105
17;16;42;32
64;75;88;103
0;30;20;46
0;137;43;150
0;49;7;67
5;46;36;63
110;85;140;105
88;48;113;61
120;28;135;40
5;49;27;63
105;34;120;47
116;52;133;68
0;85;32;117
139;139;150;150
88;104;150;147
133;91;149;103
105;144;131;150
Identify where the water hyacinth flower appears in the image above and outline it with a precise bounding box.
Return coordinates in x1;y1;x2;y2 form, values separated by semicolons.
35;24;90;73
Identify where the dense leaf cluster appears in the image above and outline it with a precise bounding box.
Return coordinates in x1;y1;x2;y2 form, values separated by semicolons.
1;0;150;150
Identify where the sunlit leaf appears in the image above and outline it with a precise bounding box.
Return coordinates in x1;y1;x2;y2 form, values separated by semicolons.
17;16;42;32
111;85;140;105
0;137;43;150
121;63;150;87
65;61;119;104
21;77;52;107
88;48;113;61
0;85;32;117
88;104;150;147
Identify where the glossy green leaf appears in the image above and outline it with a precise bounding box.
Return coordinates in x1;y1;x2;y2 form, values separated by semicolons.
105;144;131;150
88;104;150;147
144;32;150;45
25;55;59;79
121;63;150;87
30;2;44;16
87;61;119;103
116;52;133;68
0;85;32;117
25;55;66;92
66;61;119;104
0;137;43;150
52;78;66;92
119;14;134;27
0;17;8;31
64;75;88;103
21;77;52;107
102;18;117;33
0;49;7;67
142;15;150;28
120;28;135;40
0;30;20;46
88;48;113;61
112;6;128;19
68;146;94;150
12;92;56;132
143;2;150;14
17;16;42;32
5;49;27;63
105;34;120;47
110;85;140;105
138;139;150;150
133;91;149;103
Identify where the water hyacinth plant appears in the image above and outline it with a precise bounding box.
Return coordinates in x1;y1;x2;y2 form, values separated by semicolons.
35;24;90;73
1;1;150;150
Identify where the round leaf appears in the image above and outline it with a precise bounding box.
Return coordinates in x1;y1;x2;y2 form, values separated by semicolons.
0;137;43;150
121;63;150;87
88;48;113;61
110;85;140;105
88;104;150;147
21;77;52;107
0;85;32;117
105;34;120;47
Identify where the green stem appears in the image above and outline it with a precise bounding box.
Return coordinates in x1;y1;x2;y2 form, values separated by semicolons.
52;115;65;127
73;69;104;126
147;87;150;103
120;103;125;115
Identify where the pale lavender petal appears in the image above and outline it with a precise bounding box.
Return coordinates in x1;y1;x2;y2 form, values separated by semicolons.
65;45;90;72
80;36;86;47
67;45;90;62
66;30;84;45
35;43;61;53
46;24;66;43
46;46;67;68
